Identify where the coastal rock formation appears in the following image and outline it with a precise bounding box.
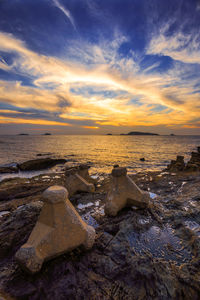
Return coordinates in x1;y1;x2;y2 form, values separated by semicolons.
15;186;95;273
0;169;200;299
185;148;200;171
167;155;185;172
65;164;95;196
0;163;19;174
19;158;66;171
105;167;150;216
166;147;200;172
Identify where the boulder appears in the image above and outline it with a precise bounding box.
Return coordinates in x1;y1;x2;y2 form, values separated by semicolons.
15;186;96;273
19;158;66;171
105;167;150;216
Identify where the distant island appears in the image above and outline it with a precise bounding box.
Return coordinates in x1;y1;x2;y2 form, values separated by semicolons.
121;131;159;136
106;133;112;135
18;133;29;135
43;133;52;135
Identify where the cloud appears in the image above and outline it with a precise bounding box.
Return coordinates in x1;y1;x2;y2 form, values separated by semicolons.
52;0;77;31
0;30;200;131
147;21;200;64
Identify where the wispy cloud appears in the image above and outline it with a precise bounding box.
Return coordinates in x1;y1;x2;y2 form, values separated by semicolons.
0;30;199;130
52;0;77;31
147;21;200;64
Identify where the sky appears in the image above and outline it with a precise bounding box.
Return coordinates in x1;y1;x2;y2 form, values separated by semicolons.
0;0;200;135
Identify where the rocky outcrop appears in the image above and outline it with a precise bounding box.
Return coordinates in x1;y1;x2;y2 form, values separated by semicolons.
185;149;200;171
0;201;42;258
166;147;200;173
0;163;19;174
19;158;66;171
15;186;96;273
166;155;185;172
105;167;150;216
0;170;200;299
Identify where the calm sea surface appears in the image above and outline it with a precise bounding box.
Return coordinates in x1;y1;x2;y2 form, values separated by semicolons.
0;135;200;175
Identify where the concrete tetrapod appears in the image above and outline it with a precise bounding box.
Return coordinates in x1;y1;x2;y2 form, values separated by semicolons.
15;186;96;274
65;164;95;196
105;167;150;216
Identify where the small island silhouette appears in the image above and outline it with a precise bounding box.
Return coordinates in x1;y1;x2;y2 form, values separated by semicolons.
121;131;159;136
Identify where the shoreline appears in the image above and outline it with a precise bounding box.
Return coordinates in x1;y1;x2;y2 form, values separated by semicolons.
0;150;200;299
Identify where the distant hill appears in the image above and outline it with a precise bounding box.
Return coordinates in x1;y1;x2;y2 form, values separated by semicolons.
126;131;159;136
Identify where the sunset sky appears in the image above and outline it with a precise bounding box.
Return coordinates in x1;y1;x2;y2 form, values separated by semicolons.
0;0;200;135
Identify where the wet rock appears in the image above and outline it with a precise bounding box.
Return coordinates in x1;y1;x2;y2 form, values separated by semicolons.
36;153;52;156
185;150;200;171
19;158;66;171
140;158;145;161
0;178;50;202
15;186;96;273
0;168;200;299
167;155;185;172
0;163;19;174
113;164;119;168
105;167;150;216
0;202;42;258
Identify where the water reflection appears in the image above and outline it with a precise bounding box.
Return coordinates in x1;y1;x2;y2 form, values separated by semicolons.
0;135;200;174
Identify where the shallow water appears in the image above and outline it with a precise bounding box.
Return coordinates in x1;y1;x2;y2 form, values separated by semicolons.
126;224;192;263
0;135;199;175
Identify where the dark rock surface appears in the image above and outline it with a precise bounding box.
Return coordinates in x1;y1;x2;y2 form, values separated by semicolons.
185;150;200;171
19;158;66;171
0;167;199;299
0;163;19;174
19;157;66;171
167;155;185;172
166;147;200;173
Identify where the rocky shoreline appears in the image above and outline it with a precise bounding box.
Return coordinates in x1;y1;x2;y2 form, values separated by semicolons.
0;150;200;299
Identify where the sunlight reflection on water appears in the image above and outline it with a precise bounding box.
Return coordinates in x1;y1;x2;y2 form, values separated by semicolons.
0;135;199;174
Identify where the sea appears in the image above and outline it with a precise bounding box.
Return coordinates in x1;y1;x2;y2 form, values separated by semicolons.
0;135;200;180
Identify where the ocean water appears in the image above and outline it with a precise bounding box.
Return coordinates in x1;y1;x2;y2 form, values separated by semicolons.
0;135;200;175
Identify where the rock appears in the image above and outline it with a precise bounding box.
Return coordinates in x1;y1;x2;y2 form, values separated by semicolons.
140;158;145;161
197;146;200;154
0;170;200;299
113;164;119;168
0;163;19;174
105;167;150;216
0;202;42;258
15;186;96;273
36;153;52;156
185;149;200;171
0;177;51;202
167;155;185;172
19;158;66;171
